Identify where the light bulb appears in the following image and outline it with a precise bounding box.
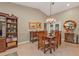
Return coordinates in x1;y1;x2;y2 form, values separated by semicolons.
67;3;70;7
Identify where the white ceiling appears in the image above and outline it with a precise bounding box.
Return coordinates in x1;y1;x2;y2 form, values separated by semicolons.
13;2;79;16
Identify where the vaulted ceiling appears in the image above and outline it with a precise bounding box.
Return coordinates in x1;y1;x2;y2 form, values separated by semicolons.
13;2;79;16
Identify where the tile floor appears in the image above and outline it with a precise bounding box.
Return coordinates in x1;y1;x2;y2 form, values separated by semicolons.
0;41;79;56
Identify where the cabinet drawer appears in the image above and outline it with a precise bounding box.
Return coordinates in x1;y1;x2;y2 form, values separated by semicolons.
7;41;17;48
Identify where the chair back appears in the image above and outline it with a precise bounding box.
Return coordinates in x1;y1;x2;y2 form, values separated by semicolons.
37;31;47;49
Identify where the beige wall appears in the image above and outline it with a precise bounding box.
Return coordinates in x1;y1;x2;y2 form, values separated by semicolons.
52;6;79;40
0;2;47;42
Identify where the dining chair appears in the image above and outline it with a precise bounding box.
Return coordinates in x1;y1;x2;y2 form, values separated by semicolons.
42;35;56;53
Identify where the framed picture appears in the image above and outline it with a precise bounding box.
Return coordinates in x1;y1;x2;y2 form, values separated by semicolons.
29;22;41;29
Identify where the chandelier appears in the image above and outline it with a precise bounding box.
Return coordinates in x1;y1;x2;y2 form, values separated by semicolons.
46;2;56;23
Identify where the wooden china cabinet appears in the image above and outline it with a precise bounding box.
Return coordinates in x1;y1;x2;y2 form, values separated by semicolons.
0;12;18;52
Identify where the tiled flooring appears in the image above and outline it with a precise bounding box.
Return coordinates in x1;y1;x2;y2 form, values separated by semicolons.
0;41;79;56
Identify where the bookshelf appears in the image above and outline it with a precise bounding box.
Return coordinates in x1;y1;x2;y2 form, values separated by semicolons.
6;16;18;49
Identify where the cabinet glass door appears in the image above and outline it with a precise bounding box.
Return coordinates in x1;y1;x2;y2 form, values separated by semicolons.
0;16;6;38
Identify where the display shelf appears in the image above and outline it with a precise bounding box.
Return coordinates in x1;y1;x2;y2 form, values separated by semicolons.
0;12;18;52
6;41;17;43
7;32;16;34
6;14;18;49
7;23;16;25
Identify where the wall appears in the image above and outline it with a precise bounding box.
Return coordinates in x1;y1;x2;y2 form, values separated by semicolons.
1;2;79;42
0;2;47;43
52;6;79;40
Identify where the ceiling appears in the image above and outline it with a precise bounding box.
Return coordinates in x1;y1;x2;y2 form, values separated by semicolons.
13;2;79;16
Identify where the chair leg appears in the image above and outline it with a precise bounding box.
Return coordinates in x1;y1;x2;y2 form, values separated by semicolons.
38;43;40;50
53;47;55;51
38;46;39;50
50;45;52;53
53;45;55;52
50;48;52;53
44;49;45;53
56;43;58;48
44;46;46;53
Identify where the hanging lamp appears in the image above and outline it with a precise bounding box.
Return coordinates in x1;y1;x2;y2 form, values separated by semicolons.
46;2;56;23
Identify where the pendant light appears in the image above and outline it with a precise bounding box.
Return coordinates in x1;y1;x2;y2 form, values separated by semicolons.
46;2;55;23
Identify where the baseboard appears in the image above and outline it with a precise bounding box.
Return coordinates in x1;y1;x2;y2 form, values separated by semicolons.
18;41;30;45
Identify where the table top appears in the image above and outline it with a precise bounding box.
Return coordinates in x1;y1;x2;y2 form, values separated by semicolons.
46;35;55;38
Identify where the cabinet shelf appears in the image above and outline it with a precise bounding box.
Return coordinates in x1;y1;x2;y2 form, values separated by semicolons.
6;41;17;43
6;15;18;49
7;42;17;49
6;32;16;34
7;22;16;25
7;28;16;29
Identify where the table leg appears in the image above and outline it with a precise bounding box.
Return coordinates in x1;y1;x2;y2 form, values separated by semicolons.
50;47;52;53
49;39;52;53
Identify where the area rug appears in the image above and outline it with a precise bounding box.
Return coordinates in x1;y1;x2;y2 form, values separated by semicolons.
5;52;18;56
